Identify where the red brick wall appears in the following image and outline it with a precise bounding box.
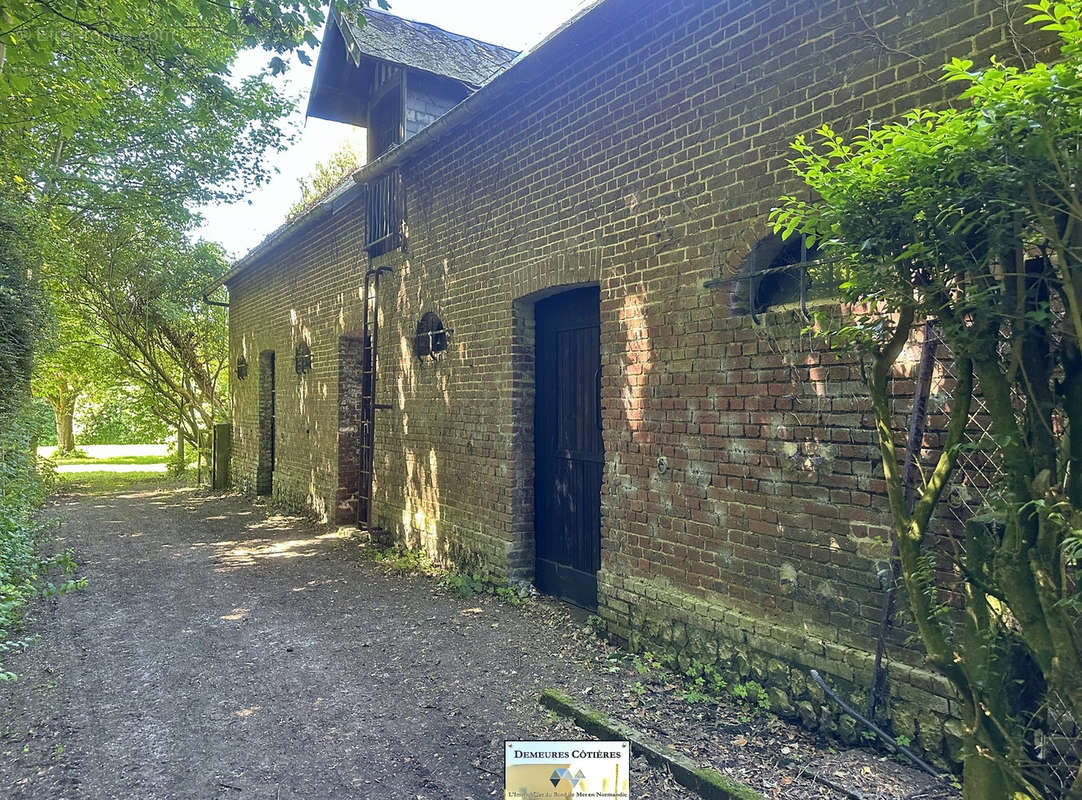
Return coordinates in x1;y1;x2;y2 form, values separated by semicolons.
226;0;1048;758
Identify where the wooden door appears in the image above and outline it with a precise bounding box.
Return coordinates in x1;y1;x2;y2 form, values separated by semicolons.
257;351;276;495
534;286;603;608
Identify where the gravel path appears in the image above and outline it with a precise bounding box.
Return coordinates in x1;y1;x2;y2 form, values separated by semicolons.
0;486;697;800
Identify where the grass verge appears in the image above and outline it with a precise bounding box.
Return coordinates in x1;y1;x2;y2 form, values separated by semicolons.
52;454;174;466
56;470;191;494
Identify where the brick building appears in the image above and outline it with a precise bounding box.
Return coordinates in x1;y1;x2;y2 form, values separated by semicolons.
208;0;1045;759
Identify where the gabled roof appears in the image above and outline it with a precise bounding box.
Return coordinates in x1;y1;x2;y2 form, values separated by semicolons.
337;7;519;87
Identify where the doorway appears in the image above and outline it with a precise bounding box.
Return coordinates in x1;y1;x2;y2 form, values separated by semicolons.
534;286;603;609
257;350;275;495
336;332;375;524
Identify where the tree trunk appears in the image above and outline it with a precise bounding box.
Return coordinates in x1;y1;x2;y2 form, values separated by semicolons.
962;738;1035;800
54;399;76;455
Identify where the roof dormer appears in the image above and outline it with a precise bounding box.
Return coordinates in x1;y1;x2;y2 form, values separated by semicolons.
306;8;519;162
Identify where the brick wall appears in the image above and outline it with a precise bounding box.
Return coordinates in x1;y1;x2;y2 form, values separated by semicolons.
226;0;1049;760
228;199;369;514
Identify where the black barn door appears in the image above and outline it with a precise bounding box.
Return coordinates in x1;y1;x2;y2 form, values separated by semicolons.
256;351;276;496
535;286;603;609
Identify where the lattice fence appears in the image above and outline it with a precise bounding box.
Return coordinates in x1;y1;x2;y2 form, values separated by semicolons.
921;329;1079;798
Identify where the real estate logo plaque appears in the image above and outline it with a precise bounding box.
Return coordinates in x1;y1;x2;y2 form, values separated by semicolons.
505;740;630;799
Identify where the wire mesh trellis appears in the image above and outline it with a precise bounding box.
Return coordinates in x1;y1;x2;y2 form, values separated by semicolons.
928;342;1006;524
1027;689;1082;797
921;331;1080;798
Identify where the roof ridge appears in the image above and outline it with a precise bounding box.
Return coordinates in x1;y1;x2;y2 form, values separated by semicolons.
334;6;520;88
359;6;519;55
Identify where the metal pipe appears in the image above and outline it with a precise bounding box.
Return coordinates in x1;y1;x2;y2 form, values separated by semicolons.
358;267;374;526
358;264;393;526
201;290;229;309
810;670;943;779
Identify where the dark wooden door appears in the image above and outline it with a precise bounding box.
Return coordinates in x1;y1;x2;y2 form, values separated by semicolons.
257;351;276;495
535;286;603;609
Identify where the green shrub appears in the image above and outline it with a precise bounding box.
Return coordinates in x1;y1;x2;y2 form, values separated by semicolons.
0;406;85;679
76;390;169;445
0;198;85;680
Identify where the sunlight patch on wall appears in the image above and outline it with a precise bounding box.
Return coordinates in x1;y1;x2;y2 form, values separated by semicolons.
619;288;655;441
399;445;442;556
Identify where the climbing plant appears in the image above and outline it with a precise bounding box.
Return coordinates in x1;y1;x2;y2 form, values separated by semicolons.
772;3;1082;797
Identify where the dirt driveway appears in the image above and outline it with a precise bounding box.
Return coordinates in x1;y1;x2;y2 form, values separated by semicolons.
0;486;694;800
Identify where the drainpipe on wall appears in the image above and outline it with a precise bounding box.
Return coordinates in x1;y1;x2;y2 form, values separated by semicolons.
201;289;229;309
358;264;394;527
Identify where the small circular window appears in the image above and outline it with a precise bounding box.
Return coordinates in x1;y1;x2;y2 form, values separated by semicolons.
414;312;449;360
730;233;825;317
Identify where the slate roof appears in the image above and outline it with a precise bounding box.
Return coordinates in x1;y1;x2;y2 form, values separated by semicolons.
337;7;519;87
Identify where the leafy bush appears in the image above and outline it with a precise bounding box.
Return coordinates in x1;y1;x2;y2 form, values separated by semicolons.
76;390;169;445
0;407;85;679
29;399;56;446
0;198;84;679
771;2;1082;795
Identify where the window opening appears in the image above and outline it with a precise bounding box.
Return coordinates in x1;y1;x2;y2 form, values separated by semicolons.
365;168;406;257
413;311;451;361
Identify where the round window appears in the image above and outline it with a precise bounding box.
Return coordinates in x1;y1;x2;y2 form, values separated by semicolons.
414;312;449;360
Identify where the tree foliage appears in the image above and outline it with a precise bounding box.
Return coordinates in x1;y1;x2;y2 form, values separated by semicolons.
67;224;231;455
74;388;171;446
0;197;82;678
31;291;115;453
773;3;1082;797
0;199;41;418
288;140;365;220
3;1;380;456
0;0;367;206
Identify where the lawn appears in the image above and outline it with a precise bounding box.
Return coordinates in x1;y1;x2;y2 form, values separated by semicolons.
53;453;170;466
56;470;191;494
37;444;197;493
37;443;170;462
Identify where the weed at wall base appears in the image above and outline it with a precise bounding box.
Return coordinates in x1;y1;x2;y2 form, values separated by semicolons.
359;544;534;605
